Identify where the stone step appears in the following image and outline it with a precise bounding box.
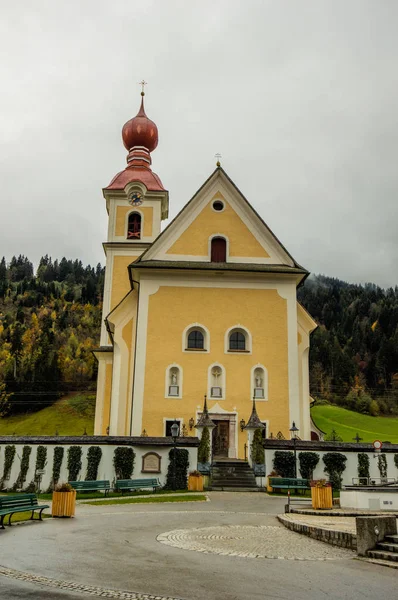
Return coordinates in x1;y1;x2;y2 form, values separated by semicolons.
211;481;257;487
210;486;262;492
376;542;398;553
367;550;398;562
360;557;398;570
385;535;398;543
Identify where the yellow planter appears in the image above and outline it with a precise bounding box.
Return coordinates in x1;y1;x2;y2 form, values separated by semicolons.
188;475;204;491
311;486;333;510
52;490;77;517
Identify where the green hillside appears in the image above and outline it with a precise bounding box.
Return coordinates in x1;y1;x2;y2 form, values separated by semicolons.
311;404;398;443
0;393;95;436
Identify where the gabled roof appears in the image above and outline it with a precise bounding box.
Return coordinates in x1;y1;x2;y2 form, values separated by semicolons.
135;166;307;270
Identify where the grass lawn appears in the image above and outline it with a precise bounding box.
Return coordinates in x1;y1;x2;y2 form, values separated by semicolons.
0;393;95;436
3;511;52;524
82;495;207;506
311;404;398;443
38;489;192;501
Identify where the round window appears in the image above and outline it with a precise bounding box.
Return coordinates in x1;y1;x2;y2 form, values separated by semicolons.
212;200;224;212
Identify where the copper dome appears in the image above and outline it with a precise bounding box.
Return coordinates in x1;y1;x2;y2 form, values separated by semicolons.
122;95;158;153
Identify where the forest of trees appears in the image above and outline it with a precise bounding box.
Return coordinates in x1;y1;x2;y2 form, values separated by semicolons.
0;256;397;418
298;275;398;416
0;255;104;415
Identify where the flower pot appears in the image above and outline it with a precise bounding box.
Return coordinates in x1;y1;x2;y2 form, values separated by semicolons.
311;486;332;509
52;490;77;517
188;474;204;491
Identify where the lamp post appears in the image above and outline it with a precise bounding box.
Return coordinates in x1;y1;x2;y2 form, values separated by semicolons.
289;421;299;478
171;420;180;491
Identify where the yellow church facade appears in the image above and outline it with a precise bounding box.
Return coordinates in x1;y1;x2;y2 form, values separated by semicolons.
94;93;317;459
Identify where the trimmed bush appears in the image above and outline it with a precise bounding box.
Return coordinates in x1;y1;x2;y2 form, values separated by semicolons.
67;446;82;481
85;446;102;480
16;446;32;489
377;453;387;480
165;448;189;489
1;444;16;485
394;454;398;471
198;427;210;463
251;429;265;464
298;452;319;479
52;446;64;486
357;453;370;483
113;447;135;479
35;446;47;471
273;451;295;477
323;452;347;490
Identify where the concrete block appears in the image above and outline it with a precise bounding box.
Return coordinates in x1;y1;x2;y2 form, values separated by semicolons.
356;516;397;556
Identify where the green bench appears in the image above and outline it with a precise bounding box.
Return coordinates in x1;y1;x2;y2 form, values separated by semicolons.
269;477;310;491
0;493;49;529
114;478;161;494
69;480;111;496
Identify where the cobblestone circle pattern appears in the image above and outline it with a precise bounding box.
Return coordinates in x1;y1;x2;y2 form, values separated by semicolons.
157;525;354;560
0;566;184;600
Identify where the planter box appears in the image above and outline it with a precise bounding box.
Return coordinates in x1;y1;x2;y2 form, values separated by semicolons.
52;490;77;517
311;486;333;510
188;475;204;491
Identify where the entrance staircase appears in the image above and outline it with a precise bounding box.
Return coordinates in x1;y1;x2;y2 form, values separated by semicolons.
210;459;259;491
366;533;398;568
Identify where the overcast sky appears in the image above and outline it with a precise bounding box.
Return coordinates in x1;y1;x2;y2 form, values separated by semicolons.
1;1;397;288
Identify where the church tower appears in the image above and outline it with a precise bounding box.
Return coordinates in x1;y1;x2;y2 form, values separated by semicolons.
94;89;168;435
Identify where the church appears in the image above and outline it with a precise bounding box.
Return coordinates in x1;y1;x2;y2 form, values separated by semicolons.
94;90;317;459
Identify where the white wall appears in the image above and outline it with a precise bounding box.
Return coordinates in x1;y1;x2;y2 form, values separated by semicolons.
264;448;398;486
0;441;198;491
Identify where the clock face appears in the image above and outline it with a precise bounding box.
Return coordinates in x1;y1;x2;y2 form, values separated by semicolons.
129;192;143;206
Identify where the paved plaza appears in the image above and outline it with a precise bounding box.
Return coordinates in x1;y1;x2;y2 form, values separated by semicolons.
1;493;397;600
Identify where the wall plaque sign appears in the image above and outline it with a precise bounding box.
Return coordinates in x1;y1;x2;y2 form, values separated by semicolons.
142;452;161;473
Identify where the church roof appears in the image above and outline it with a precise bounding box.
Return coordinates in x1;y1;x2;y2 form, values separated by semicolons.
130;260;308;277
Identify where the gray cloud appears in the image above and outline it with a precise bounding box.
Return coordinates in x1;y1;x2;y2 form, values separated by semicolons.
0;0;397;287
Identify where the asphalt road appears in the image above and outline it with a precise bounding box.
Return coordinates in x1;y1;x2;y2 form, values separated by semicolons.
0;493;396;600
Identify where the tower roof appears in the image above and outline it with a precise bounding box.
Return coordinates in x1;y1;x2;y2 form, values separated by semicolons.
244;398;266;430
105;91;166;193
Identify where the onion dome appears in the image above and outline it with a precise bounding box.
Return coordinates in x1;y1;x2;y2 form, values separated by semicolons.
122;93;158;153
105;90;166;193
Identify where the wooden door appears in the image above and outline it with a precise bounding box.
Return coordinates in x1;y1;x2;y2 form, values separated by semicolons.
212;421;229;457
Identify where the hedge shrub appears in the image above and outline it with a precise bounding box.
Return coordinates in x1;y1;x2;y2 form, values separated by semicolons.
1;444;16;484
198;427;211;463
377;453;387;480
67;446;82;481
52;446;64;486
35;446;47;472
165;448;189;489
394;454;398;470
113;447;135;479
323;452;347;490
298;452;319;479
357;453;370;483
273;451;295;477
251;429;265;464
16;445;32;489
85;446;102;481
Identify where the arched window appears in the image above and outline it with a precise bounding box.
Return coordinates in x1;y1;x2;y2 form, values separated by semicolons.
183;324;210;352
211;237;227;262
229;331;246;351
226;326;251;353
187;330;204;349
127;213;141;239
